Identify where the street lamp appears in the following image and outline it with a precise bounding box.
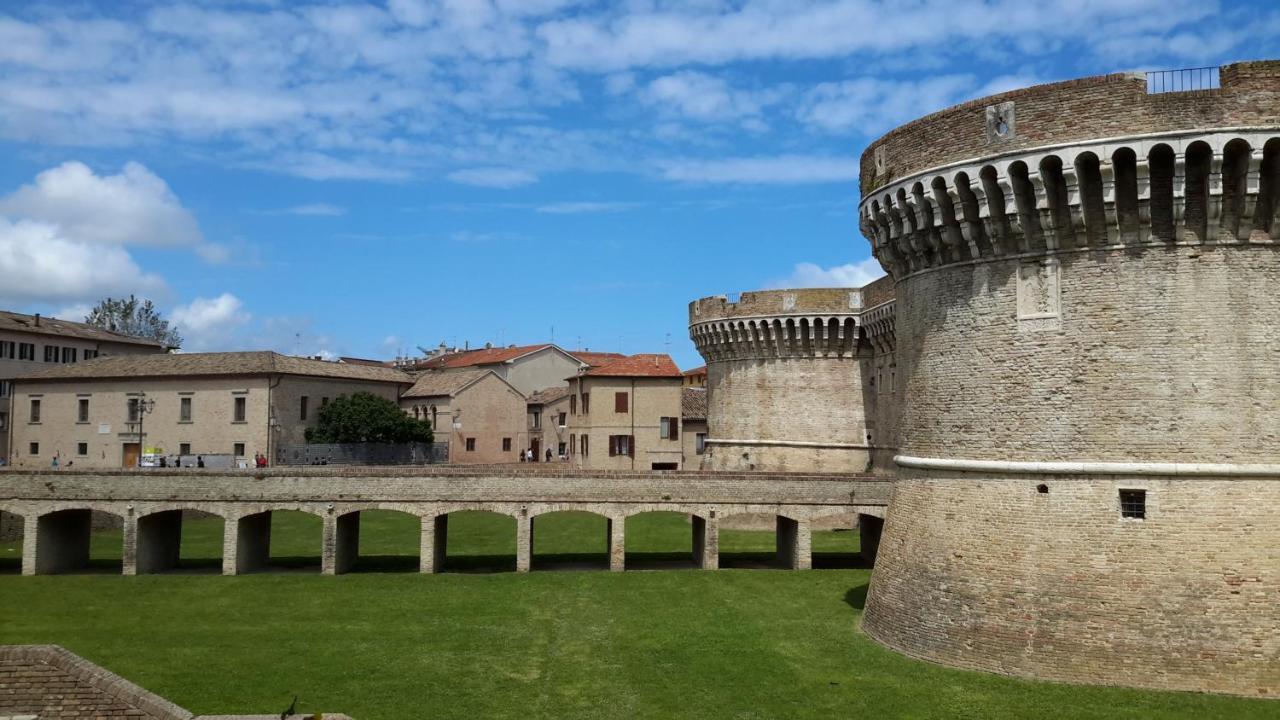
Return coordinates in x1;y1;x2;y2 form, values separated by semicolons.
133;393;156;467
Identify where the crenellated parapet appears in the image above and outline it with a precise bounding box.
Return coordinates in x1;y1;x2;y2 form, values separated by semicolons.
859;60;1280;280
688;288;868;362
861;129;1280;279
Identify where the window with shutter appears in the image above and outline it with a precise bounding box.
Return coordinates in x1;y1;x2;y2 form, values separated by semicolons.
670;419;678;440
628;435;635;457
615;392;628;412
608;436;617;456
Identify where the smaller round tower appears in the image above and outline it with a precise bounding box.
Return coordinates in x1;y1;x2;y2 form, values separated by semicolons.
688;285;895;473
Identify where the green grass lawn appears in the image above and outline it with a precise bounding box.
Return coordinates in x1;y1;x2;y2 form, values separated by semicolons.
0;511;1270;719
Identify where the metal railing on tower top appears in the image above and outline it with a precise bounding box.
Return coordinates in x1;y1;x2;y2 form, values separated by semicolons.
1146;66;1220;94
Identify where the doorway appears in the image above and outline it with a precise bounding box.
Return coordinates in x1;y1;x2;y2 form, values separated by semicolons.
651;462;678;470
122;443;140;468
530;438;540;462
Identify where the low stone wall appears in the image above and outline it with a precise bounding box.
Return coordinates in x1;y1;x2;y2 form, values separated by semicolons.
0;645;352;719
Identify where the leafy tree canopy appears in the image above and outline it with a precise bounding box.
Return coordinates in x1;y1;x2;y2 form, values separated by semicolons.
85;295;183;348
305;392;433;444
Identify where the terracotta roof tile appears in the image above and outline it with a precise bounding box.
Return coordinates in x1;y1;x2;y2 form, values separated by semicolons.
682;387;708;419
565;350;627;367
410;344;553;370
582;353;683;378
527;385;572;405
0;310;169;348
15;351;413;384
683;365;706;377
402;369;492;398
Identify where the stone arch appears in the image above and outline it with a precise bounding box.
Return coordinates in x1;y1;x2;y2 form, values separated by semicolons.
528;507;614;571
953;171;991;257
1148;143;1176;241
783;318;797;357
1256;137;1280;239
798;318;812;356
844;318;859;354
930;176;963;263
1220;138;1252;241
1008;160;1043;251
430;507;519;573
1183;140;1213;242
231;507;325;574
1039;154;1074;249
134;505;226;574
623;508;717;570
1112;146;1141;243
979;165;1010;253
33;507;123;575
1073;151;1107;246
333;506;424;574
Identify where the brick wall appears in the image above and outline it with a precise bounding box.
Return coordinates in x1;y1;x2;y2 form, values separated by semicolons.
861;60;1280;194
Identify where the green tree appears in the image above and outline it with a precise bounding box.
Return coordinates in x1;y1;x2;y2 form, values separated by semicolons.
84;295;183;348
305;392;433;444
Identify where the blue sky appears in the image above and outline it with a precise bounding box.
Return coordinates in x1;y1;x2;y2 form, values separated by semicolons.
0;1;1274;369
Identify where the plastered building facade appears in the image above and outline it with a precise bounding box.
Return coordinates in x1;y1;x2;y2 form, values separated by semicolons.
851;61;1280;697
566;355;686;471
8;352;410;468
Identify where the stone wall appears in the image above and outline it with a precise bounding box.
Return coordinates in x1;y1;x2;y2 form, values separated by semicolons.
861;60;1280;193
863;473;1280;696
894;244;1280;463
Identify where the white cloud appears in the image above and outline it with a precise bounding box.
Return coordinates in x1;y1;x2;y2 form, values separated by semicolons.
0;161;202;248
640;71;784;123
255;153;413;182
280;203;347;216
447;167;539;188
797;75;975;134
660;155;860;184
0;216;166;305
535;201;638;214
770;258;885;289
170;293;251;351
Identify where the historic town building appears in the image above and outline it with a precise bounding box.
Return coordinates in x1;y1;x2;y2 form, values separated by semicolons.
0;311;169;462
8;351;412;468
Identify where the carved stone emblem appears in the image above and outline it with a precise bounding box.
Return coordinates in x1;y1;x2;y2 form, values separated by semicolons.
1016;258;1060;331
873;145;888;176
986;101;1016;143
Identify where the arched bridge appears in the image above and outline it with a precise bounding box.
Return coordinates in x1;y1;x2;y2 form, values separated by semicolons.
0;468;890;576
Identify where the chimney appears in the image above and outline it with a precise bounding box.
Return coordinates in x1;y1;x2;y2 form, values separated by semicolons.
485;342;492;350
33;313;40;327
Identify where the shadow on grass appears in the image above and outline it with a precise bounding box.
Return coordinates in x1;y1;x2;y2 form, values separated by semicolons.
813;552;873;570
720;552;787;570
0;557;20;574
443;554;517;573
844;583;869;611
351;555;420;573
625;552;699;570
533;553;609;571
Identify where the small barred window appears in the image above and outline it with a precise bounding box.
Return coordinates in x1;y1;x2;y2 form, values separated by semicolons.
1119;489;1146;519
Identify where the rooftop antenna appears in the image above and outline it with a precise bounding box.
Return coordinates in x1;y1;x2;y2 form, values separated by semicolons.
550;325;555;344
294;332;300;357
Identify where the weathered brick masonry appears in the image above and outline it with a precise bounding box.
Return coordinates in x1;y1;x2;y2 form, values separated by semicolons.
858;60;1280;697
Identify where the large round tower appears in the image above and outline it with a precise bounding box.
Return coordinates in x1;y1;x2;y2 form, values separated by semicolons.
858;61;1280;696
688;285;897;473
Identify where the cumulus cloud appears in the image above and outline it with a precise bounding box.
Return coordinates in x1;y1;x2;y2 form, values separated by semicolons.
0;161;202;248
770;258;885;289
660;155;860;185
447;167;539;188
0;216;165;305
796;75;975;134
170;293;251;350
640;71;785;123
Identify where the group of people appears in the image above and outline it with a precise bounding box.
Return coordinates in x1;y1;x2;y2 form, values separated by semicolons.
517;448;559;463
157;455;205;468
253;452;269;468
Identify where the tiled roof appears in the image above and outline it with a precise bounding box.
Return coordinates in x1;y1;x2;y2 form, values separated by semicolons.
682;387;708;419
14;351;413;384
527;385;571;405
683;365;706;376
566;350;627;367
411;344;553;370
402;369;492;398
0;310;168;348
338;356;393;367
582;353;683;378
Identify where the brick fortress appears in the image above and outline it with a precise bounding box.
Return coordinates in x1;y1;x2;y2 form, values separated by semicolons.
690;60;1280;696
